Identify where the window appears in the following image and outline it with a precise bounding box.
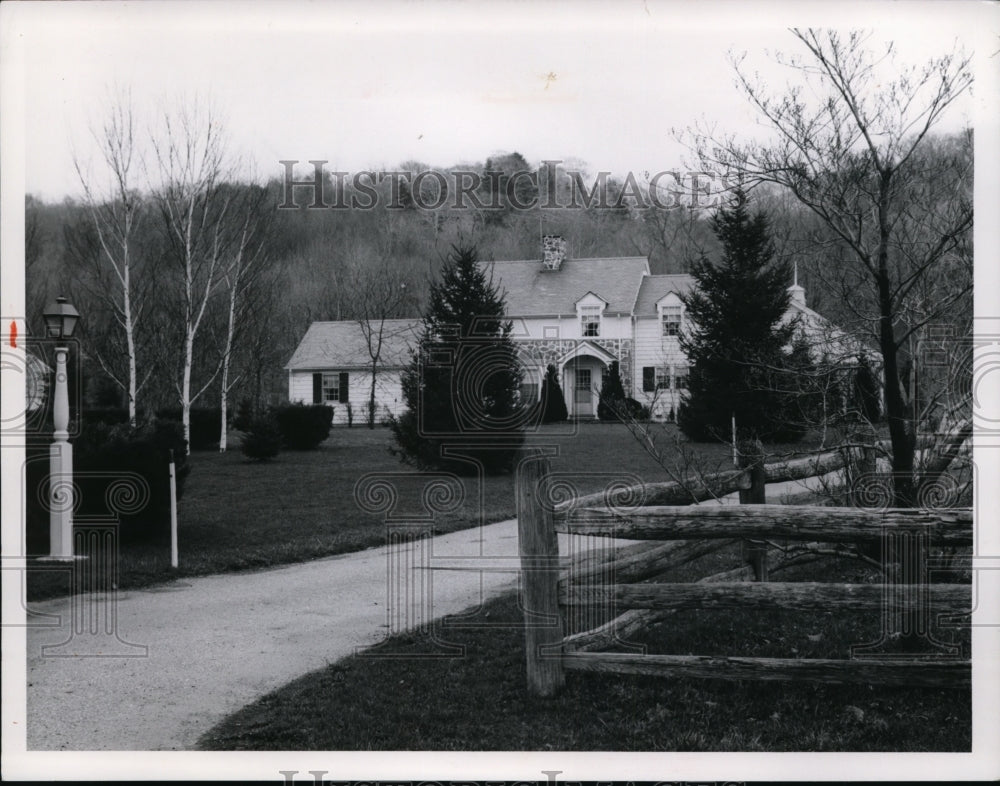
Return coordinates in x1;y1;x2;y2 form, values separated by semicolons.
661;305;682;337
321;372;349;402
543;325;559;339
580;305;601;337
575;368;592;390
655;368;670;390
642;366;655;393
673;367;688;390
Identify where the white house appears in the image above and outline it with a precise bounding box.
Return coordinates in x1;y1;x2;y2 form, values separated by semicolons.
286;236;862;423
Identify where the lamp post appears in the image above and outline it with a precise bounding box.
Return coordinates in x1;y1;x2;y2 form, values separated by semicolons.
42;296;80;559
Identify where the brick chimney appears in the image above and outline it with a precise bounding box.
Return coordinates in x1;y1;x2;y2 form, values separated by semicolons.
542;235;566;270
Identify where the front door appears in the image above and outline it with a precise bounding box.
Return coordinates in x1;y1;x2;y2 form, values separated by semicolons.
574;368;593;417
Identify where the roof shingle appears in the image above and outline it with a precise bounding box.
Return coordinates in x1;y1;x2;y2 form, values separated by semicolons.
285;319;420;371
480;256;650;316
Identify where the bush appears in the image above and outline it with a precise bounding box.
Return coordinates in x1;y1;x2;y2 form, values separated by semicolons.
540;364;568;424
155;407;222;450
621;397;648;421
597;361;626;421
270;402;334;449
232;398;255;432
25;418;191;546
84;407;133;426
241;415;283;461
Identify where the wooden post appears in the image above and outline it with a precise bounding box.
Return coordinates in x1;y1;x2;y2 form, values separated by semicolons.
169;449;179;569
517;450;565;697
738;438;768;581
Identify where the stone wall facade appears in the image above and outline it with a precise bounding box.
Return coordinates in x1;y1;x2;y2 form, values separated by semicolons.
514;337;634;396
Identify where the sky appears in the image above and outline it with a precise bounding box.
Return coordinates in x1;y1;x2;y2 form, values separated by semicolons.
2;0;988;201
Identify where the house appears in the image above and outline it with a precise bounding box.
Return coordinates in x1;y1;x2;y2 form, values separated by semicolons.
285;319;420;425
286;236;862;423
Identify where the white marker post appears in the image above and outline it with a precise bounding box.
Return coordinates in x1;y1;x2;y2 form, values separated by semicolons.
169;449;178;568
731;413;738;467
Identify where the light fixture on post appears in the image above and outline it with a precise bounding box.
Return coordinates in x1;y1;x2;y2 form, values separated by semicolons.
42;296;79;559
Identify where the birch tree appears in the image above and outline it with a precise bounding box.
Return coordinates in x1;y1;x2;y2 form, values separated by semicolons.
150;102;236;453
70;93;149;424
215;183;274;450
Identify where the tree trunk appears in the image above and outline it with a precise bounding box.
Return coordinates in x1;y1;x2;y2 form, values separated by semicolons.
182;330;193;455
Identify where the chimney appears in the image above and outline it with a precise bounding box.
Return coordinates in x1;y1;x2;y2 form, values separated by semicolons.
788;260;806;307
542;235;566;270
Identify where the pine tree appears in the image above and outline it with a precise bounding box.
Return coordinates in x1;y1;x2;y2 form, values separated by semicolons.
390;245;524;474
677;190;799;442
597;360;626;421
540;363;568;423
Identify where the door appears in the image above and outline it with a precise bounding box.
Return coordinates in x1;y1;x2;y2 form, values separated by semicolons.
574;368;593;417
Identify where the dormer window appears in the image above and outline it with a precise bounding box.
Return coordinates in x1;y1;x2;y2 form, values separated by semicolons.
661;305;682;336
657;293;684;338
580;305;601;337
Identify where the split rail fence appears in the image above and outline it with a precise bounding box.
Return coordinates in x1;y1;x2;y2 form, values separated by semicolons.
516;449;972;697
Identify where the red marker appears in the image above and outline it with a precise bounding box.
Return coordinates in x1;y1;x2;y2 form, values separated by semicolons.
9;320;16;348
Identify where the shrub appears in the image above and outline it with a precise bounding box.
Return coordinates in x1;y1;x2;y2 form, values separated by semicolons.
155;407;222;450
270;402;334;449
621;397;648;421
540;364;568;424
232;398;255;432
84;407;132;426
71;418;188;544
346;402;354;428
597;361;626;421
240;415;283;461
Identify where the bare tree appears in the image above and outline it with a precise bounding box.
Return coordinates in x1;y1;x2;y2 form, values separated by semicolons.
214;183;274;450
683;29;973;506
351;244;415;428
149;101;237;453
70;92;150;424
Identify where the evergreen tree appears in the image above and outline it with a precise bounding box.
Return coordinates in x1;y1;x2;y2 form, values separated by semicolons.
539;363;568;424
390;245;524;474
677;190;800;442
597;360;626;421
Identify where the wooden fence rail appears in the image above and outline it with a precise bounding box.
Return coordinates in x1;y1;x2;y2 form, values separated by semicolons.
518;450;972;696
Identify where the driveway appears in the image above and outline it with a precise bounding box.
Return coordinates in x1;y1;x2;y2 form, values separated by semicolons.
24;471;829;750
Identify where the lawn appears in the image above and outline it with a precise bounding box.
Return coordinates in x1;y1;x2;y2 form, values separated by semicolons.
197;544;971;752
25;422;829;600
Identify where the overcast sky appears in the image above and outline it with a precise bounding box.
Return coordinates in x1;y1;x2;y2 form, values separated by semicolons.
2;1;988;202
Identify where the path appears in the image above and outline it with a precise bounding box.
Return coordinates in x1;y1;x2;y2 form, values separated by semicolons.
24;472;828;751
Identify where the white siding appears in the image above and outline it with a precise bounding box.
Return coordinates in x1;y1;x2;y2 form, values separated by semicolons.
514;312;632;341
288;369;406;425
632;316;690;420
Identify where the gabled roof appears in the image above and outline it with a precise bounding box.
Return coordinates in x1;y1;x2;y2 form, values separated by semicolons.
634;274;696;315
480;256;650;316
285;319;421;371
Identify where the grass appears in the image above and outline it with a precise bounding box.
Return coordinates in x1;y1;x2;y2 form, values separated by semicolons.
197;545;971;752
23;422;833;600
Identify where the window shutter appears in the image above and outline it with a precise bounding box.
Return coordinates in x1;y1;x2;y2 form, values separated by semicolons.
642;367;655;393
339;372;350;403
312;373;322;404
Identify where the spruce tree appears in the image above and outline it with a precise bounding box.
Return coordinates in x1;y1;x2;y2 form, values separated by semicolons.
390;245;524;474
677;190;799;442
540;364;568;423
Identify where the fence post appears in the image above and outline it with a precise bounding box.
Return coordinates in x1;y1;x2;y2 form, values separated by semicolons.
517;450;565;697
738;438;768;581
